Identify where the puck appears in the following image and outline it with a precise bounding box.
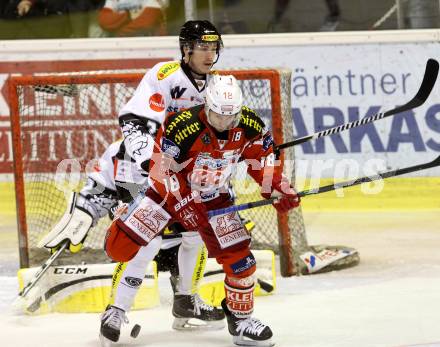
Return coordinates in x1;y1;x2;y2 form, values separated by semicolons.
257;279;274;293
130;324;141;338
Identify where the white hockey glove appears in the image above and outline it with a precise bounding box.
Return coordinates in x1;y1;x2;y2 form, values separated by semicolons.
38;192;94;253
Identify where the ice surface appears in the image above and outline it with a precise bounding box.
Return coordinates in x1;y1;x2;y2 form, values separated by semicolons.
1;211;440;347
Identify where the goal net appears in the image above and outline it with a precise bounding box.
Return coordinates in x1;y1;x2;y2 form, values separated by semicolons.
9;69;310;276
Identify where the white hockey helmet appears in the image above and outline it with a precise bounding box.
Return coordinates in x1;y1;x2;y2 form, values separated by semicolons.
205;74;243;131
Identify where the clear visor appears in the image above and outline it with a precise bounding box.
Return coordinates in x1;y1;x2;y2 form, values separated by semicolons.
207;109;241;132
193;41;222;53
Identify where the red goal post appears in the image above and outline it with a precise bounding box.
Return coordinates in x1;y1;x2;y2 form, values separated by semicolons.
8;68;308;277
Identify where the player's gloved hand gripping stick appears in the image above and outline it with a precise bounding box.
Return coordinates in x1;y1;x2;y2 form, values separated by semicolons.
209;155;440;217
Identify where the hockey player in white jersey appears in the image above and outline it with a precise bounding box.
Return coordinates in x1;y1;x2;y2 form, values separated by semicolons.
107;20;228;342
40;20;228;345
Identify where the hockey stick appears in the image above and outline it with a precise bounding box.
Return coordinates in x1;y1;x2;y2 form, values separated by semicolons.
275;58;439;152
13;241;68;312
207;155;440;218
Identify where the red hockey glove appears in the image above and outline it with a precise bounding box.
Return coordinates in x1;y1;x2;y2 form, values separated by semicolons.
168;190;210;231
261;178;300;213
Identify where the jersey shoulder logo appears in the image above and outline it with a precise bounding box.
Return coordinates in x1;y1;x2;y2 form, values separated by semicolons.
239;106;265;139
165;105;205;146
157;62;180;80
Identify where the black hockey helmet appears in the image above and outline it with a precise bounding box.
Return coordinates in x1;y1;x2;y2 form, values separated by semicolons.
179;20;223;58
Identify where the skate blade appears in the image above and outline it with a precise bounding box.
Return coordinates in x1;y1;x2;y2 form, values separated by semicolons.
232;335;275;347
172;317;225;331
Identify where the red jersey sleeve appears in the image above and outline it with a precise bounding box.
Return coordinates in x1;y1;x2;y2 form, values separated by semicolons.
149;129;188;203
242;131;286;195
149;108;204;204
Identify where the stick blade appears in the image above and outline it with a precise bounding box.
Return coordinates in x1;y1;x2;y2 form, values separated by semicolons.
384;58;439;116
12;286;44;314
431;154;440;167
415;58;439;104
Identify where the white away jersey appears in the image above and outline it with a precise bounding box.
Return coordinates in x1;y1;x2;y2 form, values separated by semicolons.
119;61;208;123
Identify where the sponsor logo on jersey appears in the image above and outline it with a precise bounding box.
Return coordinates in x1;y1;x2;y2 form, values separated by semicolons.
173;122;201;145
170;86;187;99
161;138;180;158
133;206;168;233
231;254;256;274
262;134;274;150
201;133;211;144
241;112;263;133
201;34;219;41
166;111;192;135
157;62;180;80
174;190;198;211
194;152;229;169
149;93;165;112
200;191;219;201
125;276;142;288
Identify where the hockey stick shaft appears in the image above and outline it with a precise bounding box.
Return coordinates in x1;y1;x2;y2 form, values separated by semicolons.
207;155;440;218
275;58;439;151
18;241;68;298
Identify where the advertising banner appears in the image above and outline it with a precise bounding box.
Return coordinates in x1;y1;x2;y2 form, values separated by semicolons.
218;42;440;177
1;33;439;177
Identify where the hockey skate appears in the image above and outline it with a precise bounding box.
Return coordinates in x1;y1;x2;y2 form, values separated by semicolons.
172;293;225;330
221;300;274;347
99;305;128;346
169;275;178;294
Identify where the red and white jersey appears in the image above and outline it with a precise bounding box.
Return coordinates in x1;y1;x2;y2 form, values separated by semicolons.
149;104;280;203
119;60;209;123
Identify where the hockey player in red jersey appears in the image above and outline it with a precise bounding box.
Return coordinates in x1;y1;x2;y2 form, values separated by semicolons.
105;75;300;346
40;20;228;345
